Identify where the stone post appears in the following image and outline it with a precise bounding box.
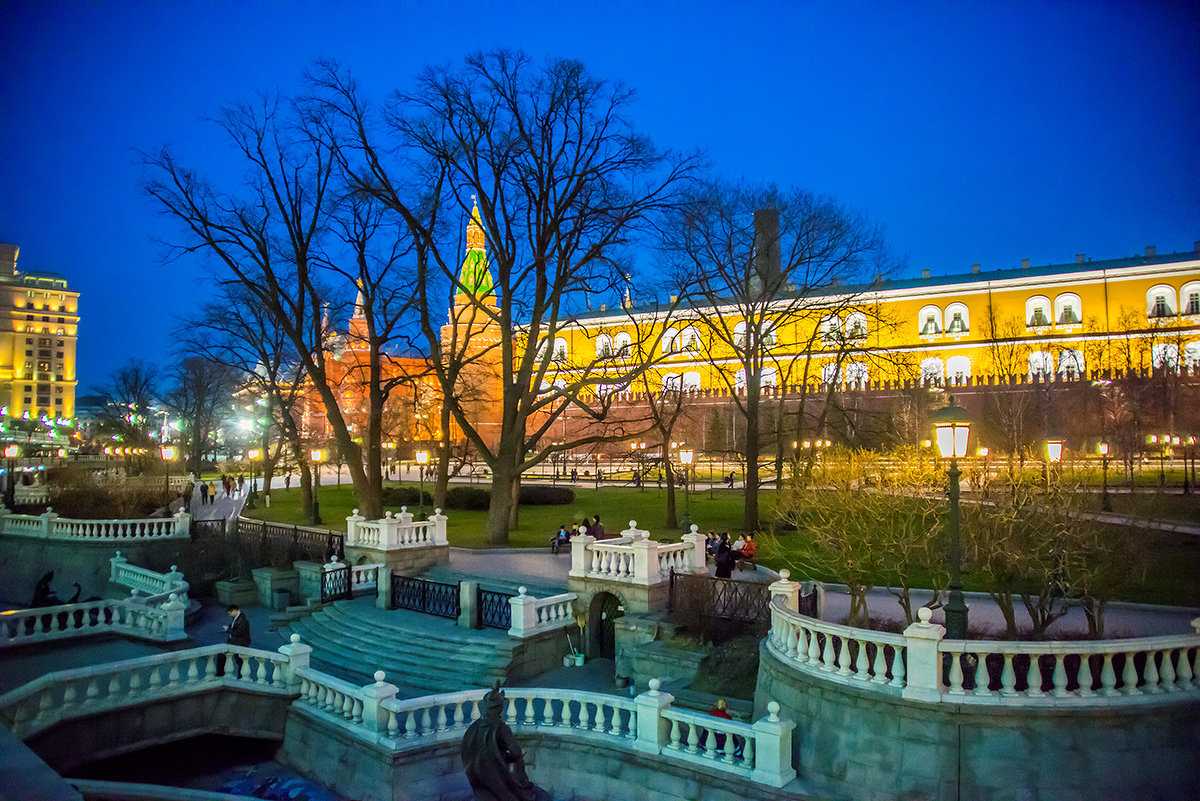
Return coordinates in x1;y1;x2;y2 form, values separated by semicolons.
682;524;707;574
40;507;58;538
767;569;800;612
160;593;188;640
379;511;399;548
293;561;323;604
395;507;414;546
429;508;448;546
173;509;191;537
376;567;392;610
631;537;658;585
459;580;479;629
109;550;127;584
750;700;797;787
361;670;399;733
620;519;650;541
901;607;946;703
345;509;365;547
278;633;312;690
568;533;596;578
508;587;537;638
633;678;673;755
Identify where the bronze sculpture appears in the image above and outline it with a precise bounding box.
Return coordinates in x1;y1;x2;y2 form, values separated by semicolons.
461;682;548;801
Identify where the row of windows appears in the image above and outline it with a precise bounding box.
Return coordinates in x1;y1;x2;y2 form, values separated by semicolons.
1147;283;1200;318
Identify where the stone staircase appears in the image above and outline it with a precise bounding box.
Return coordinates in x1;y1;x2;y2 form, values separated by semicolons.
419;565;566;599
286;597;524;696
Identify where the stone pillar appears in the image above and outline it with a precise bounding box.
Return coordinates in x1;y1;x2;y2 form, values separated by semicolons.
459;580;479;629
682;524;706;574
767;569;800;612
161;593;188;640
568;534;596;578
633;678;673;754
277;633;312;690
345;509;365;547
376;568;392;610
429;508;448;546
631;538;658;585
40;507;58;537
620;520;650;540
293;561;323;604
378;511;399;548
901;607;946;703
508;586;537;638
109;550;127;584
173;509;191;536
750;700;797;787
361;671;399;733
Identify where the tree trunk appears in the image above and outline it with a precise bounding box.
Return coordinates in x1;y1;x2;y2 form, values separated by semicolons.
664;459;678;529
434;402;452;510
486;458;517;545
743;389;761;531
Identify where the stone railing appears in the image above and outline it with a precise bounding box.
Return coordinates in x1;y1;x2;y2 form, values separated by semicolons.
766;577;1200;708
0;596;187;650
0;638;303;740
13;483;49;505
0;508;191;542
568;521;705;586
508;587;578;638
109;551;189;604
345;507;448;550
350;562;385;593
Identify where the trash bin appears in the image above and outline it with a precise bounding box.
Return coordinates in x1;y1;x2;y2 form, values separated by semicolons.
272;588;290;612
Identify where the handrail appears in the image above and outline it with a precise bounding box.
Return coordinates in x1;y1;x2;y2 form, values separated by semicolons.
0;596;186;649
767;598;907;689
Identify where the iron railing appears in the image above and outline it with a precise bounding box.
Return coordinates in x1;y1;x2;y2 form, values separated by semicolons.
478;588;514;630
668;569;820;643
321;563;351;604
390;575;460;619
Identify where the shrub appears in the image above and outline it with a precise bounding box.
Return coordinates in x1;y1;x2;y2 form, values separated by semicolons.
444;486;491;511
381;487;432;507
518;484;575;505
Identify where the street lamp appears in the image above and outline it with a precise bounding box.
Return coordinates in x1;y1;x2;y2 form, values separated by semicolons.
930;395;971;640
679;448;695;534
309;448;326;524
247;447;263;503
1097;442;1112;512
415;449;430;517
1043;438;1064;491
160;445;177;496
1146;434;1166;489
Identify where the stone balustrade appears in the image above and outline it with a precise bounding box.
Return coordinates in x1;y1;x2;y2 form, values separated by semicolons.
109;551;189;604
349;562;385;593
508;587;578;638
767;585;1200;708
0;508;191;542
13;483;49;505
345;507;448;550
660;699;795;787
296;665;370;725
568;521;706;587
0;595;187;649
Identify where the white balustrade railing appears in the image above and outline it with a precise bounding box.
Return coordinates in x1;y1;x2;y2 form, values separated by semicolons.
568;521;706;586
13;484;49;505
767;599;907;690
345;507;448;550
109;551;189;604
0;596;187;649
350;562;384;593
508;587;577;638
296;666;368;726
0;641;298;739
766;581;1200;709
0;508;191;541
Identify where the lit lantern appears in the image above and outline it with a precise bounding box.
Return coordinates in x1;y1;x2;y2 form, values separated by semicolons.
930;396;971;460
1044;439;1065;464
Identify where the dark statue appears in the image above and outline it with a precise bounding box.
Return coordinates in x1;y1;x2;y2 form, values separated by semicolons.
30;571;62;607
461;682;549;801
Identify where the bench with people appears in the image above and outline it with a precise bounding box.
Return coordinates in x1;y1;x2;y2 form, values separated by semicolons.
706;530;759;577
549;514;610;553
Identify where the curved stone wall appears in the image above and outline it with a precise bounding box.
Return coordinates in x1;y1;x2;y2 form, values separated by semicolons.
754;641;1200;801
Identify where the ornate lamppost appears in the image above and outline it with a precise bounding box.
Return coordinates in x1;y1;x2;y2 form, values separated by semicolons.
415;449;430;518
678;447;695;534
309;448;327;525
1097;441;1112;511
930;396;971;640
1043;438;1065;491
160;445;177;497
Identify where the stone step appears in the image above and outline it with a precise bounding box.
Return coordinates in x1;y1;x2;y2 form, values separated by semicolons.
295;605;513;664
419;566;565;598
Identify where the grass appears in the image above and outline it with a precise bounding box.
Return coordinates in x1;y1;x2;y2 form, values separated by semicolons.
247;482;1200;608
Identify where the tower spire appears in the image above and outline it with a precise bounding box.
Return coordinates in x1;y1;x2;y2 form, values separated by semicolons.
457;195;494;299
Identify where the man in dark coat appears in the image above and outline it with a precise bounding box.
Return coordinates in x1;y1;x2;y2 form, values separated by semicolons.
225;604;251;646
461;682;546;801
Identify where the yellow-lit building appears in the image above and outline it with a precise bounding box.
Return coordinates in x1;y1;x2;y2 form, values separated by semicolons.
0;244;80;422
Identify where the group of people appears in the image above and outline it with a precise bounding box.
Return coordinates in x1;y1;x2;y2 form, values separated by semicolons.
550;514;610;553
704;531;758;578
197;473;247;506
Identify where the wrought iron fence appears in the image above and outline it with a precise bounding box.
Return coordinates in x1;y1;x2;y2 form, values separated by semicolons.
321;563;351;604
668;569;818;644
390;575;460;619
479;588;514;630
220;518;344;569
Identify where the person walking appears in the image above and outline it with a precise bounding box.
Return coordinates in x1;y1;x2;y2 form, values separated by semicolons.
284;472;292;490
208;480;217;504
199;480;209;506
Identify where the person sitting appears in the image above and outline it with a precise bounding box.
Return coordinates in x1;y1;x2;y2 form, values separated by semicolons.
590;514;607;540
705;531;719;556
551;524;571;554
732;533;746;553
737;533;758;571
705;698;735;756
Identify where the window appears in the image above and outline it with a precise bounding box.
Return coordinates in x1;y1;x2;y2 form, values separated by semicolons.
733;322;747;348
1182;282;1200;316
761;367;778;387
1146;285;1177;318
678;327;700;352
945;303;969;334
947;355;971;383
1184;342;1200;371
553;338;568;361
1026;296;1051;328
920;357;944;385
918;305;942;336
734;370;746;390
844;312;867;341
596;334;613;358
1054;293;1081;325
1058;349;1085;379
662;329;677;353
613;332;632;355
819;314;842;345
681;371;701;391
761;323;778;348
845;362;869;386
1028;351;1054;378
662;374;682;391
1152;343;1179;371
821;363;840;384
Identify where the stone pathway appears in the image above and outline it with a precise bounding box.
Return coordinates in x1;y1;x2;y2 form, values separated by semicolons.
188;482;247;522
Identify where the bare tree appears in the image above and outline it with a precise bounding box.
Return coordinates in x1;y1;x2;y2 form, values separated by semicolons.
94;360;160;461
161;357;237;475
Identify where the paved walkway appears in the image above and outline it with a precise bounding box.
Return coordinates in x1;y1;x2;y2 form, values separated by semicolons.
187;482;247;522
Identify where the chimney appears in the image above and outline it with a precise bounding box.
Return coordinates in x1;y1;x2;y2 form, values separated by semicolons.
1020;258;1031;270
753;208;782;287
599;303;606;312
1074;253;1086;264
1145;245;1156;257
0;244;17;277
920;268;931;279
970;263;981;274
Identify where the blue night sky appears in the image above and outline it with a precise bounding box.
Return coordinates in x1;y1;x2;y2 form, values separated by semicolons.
1;1;1197;389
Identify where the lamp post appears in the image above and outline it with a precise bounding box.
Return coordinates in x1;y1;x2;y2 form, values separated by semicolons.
415;449;430;517
160;445;177;496
1097;442;1112;511
679;447;694;534
1147;434;1167;489
1043;438;1064;492
1171;435;1188;495
309;448;326;525
930;396;971;640
246;447;262;504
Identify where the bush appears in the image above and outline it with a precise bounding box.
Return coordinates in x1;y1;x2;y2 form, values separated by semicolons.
444;486;491;511
381;487;432;507
518;484;575;505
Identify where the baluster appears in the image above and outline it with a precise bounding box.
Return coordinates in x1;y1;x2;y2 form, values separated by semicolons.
352;698;363;724
1100;653;1117;696
889;647;906;688
743;735;755;767
107;674;122;698
1051;654;1069;697
589;702;603;732
1077;654;1096;697
870;643;888;683
1120;651;1140;695
85;678;100;702
256;657;268;685
604;703;617;735
999;654;1016;695
436;703;449;731
417;706;431;734
36;689;55;723
687;721;700;754
1024;656;1044;696
819;634;835;671
471;699;482;722
184;656;199;685
1143;650;1162;694
147;665;162;693
1176;647;1194;688
835;637;851;677
1192;647;1200;688
239;655;253;683
342;692;354;719
853;640;870;679
1160;649;1178;692
806;627;820;663
973;653;991;695
789;626;803;662
63;681;78;707
715;725;728;761
948;653;965;694
625;709;637;739
669;718;682;749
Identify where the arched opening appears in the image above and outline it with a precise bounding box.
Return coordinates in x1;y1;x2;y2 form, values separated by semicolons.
588;591;624;660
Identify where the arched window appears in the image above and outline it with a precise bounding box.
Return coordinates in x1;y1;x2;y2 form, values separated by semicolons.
1147;285;1177;319
821;363;840;384
1058;349;1085;379
596;334;613;358
762;322;779;348
1184;341;1200;370
946;355;971;383
1026;296;1051;328
819;314;842;345
1054;293;1082;326
844;312;868;341
553;338;569;360
678;327;700;352
920;357;944;385
1181;282;1200;317
1028;351;1054;378
681;371;701;391
613;332;632;355
662;373;681;391
918;306;942;336
662;329;677;353
945;303;969;334
845;362;869;386
761;367;778;388
733;322;748;348
1152;343;1179;370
